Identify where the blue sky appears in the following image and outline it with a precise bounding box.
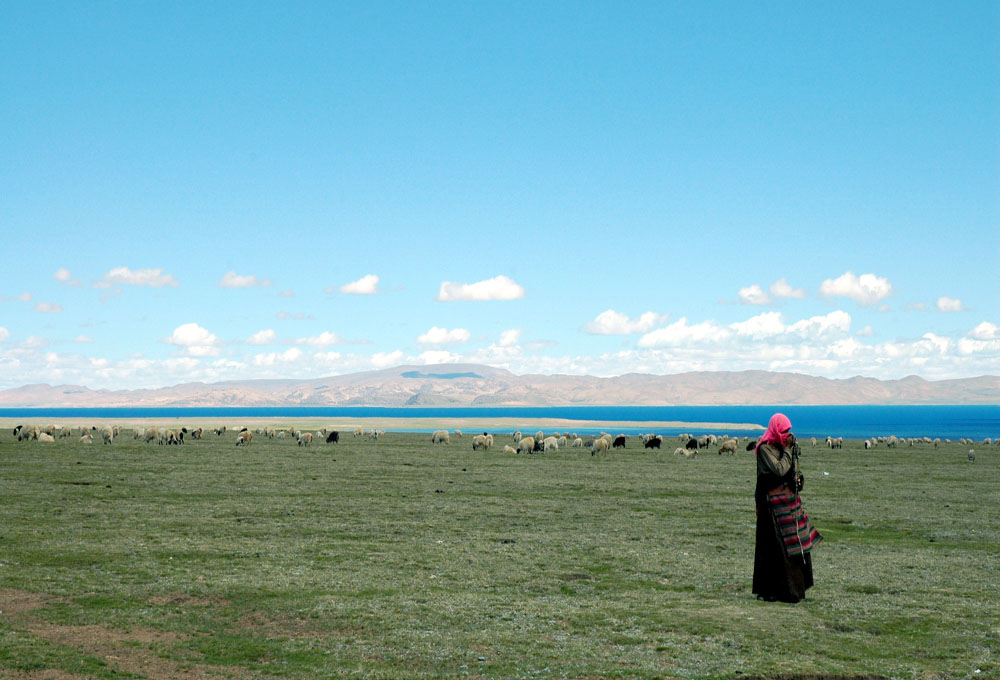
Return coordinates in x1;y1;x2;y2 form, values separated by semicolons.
1;2;997;390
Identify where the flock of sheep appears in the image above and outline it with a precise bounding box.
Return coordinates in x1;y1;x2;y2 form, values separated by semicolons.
9;424;996;463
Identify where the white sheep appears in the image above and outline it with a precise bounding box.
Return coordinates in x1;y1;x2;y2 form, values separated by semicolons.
543;436;559;452
571;438;583;448
298;432;313;446
591;438;609;455
512;430;522;443
235;430;253;446
517;436;536;454
503;444;517;454
100;426;114;445
431;430;450;444
37;432;55;443
718;439;738;455
80;433;94;444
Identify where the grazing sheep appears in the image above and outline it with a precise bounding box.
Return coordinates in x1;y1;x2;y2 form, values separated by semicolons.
354;427;363;437
277;430;286;440
685;438;698;451
683;448;698;460
503;444;517;454
810;437;817;446
968;449;976;462
718;439;738;455
214;426;227;436
558;436;567;448
431;430;451;444
472;434;490;451
235;430;253;447
864;440;873;450
517;436;536;455
746;440;757;451
673;447;686;456
454;429;462;438
591;438;610;456
298;432;313;447
612;435;627;449
644;436;662;450
535;430;544;442
37;432;55;443
326;431;340;444
543;436;559;452
100;426;114;445
80;433;94;444
571;437;583;448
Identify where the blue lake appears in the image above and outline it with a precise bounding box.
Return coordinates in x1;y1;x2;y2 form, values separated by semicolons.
1;405;998;439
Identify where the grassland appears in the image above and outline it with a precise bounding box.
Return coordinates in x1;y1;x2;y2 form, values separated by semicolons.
0;424;996;679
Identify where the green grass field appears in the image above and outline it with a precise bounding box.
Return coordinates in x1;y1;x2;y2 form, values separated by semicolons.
0;425;996;679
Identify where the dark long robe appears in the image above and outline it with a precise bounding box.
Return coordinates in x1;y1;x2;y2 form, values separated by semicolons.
753;443;815;603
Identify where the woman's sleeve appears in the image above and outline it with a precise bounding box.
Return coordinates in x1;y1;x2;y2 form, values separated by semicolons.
758;443;793;477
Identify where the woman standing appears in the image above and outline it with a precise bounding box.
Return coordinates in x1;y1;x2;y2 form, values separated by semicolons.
753;413;822;602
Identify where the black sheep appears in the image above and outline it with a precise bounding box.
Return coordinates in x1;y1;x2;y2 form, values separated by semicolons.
326;431;340;444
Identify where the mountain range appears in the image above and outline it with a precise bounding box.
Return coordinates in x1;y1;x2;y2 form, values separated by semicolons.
0;365;997;407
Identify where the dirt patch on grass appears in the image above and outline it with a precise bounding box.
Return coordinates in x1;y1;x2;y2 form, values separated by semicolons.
0;589;260;680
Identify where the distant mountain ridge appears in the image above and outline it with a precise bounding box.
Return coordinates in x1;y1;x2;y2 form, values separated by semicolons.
0;364;997;407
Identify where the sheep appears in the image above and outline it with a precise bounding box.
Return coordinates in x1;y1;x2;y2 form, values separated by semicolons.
431;430;450;444
968;449;976;462
100;426;114;445
558;436;567;448
58;427;72;439
591;437;610;456
683;448;698;460
512;430;522;443
517;436;536;455
685;438;698;451
571;437;583;448
369;429;384;440
214;426;227;436
644;436;662;450
673;447;687;456
543;436;559;452
298;432;313;447
354;427;363;437
472;434;490;451
612;435;627;449
718;439;738;455
37;432;55;443
503;444;517;454
235;430;253;446
80;433;94;444
453;429;462;438
746;440;757;451
326;431;340;444
864;440;873;450
535;430;544;442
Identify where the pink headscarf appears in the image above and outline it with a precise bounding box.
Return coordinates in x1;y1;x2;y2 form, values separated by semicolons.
755;412;792;455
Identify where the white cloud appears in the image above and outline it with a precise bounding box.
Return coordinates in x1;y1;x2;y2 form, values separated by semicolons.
730;311;785;339
296;331;346;347
0;327;9;342
583;310;669;335
437;275;524;302
906;302;927;312
970;322;1000;340
769;278;806;300
417;326;472;345
219;271;272;288
738;285;770;306
638;318;728;348
246;329;277;345
252;348;302;366
856;325;874;337
371;350;404;367
278;289;295;298
102;266;179;288
786;310;851;339
340;274;379;295
936;296;966;313
53;268;80;286
74;335;94;343
164;322;220;357
819;272;892;306
419;350;461;364
919;333;952;355
34;302;63;313
498;329;523;347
